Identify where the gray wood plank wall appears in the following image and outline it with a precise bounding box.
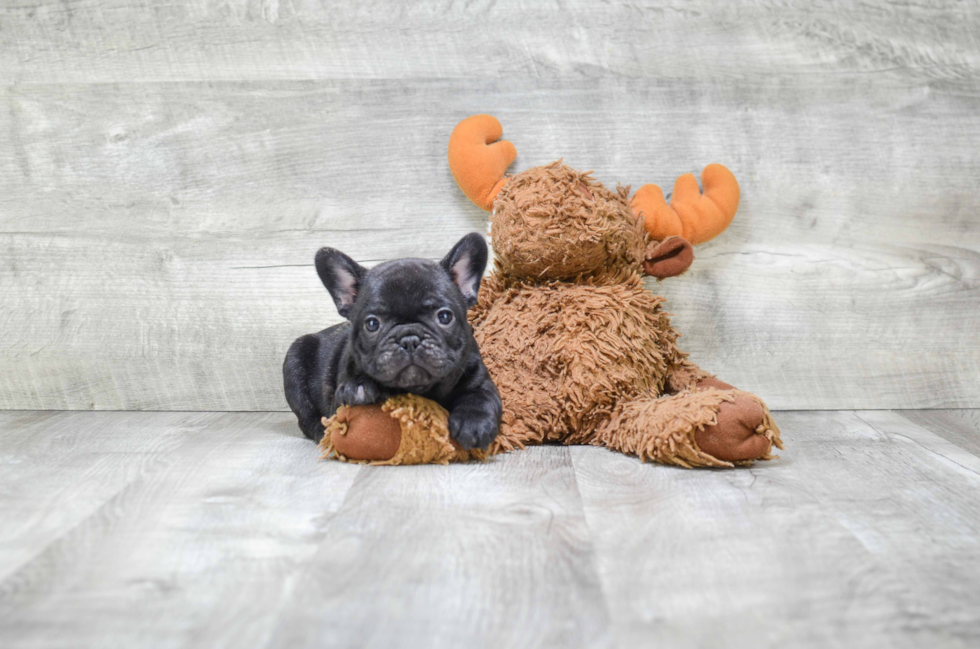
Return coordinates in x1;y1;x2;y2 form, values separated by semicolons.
2;0;979;411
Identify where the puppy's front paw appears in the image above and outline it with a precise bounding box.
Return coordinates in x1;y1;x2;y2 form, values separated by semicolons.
335;378;388;406
449;408;499;450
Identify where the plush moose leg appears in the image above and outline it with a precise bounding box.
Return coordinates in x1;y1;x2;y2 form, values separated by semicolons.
592;386;782;468
689;377;782;462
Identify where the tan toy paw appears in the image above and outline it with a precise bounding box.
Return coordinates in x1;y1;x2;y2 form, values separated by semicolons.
694;396;770;462
318;394;488;466
692;379;783;463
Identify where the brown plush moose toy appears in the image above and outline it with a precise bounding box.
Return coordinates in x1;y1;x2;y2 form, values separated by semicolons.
320;115;781;467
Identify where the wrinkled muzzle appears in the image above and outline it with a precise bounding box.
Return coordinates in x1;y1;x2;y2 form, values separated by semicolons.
368;324;455;389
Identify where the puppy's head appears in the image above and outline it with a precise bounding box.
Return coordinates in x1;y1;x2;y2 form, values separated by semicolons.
315;233;488;392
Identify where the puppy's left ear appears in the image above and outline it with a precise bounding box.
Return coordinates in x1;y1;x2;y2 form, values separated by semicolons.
440;233;488;307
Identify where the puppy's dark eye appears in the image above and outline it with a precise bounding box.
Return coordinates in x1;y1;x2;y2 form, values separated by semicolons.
364;316;380;332
437;309;454;326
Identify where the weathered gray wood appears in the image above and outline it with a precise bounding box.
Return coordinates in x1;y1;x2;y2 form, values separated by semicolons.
0;410;223;582
2;0;979;84
3;409;980;648
0;410;361;648
0;412;611;649
2;77;979;410
900;409;980;459
572;410;980;648
2;1;980;411
269;446;613;648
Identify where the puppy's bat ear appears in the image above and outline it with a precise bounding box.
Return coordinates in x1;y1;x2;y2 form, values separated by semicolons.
440;233;488;308
315;248;366;319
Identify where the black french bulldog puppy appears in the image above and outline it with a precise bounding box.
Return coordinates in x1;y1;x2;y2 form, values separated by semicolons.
283;233;502;449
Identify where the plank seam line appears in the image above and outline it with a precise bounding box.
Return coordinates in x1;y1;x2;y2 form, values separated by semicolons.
853;411;980;479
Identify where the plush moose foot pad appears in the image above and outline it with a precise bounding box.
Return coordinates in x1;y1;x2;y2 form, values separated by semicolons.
693;397;776;463
318;394;488;466
692;380;783;464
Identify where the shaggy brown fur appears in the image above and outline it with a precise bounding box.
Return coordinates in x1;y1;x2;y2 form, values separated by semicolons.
319;394;487;466
470;162;782;467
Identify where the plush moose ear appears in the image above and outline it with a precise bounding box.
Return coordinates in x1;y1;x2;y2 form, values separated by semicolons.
315;248;366;319
440;233;488;307
643;236;694;280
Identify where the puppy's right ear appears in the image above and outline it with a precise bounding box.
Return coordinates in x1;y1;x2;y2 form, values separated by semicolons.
315;248;366;319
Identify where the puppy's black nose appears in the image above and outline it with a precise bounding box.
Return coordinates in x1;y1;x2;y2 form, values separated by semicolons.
398;334;421;352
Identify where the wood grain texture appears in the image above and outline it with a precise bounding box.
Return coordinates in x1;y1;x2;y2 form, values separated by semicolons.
572;410;980;648
0;410;216;582
2;2;980;410
2;0;979;84
269;446;613;648
0;412;613;649
2;409;980;647
0;410;361;648
900;409;980;459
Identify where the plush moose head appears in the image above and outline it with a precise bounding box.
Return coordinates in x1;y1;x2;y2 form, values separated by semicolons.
447;114;741;280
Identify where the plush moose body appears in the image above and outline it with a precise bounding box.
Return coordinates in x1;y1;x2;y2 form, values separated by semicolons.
319;115;781;467
450;115;781;467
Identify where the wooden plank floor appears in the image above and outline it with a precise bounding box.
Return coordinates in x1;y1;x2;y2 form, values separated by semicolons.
2;410;979;648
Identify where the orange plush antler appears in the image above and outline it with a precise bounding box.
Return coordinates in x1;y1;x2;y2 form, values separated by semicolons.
448;115;517;211
631;164;740;245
